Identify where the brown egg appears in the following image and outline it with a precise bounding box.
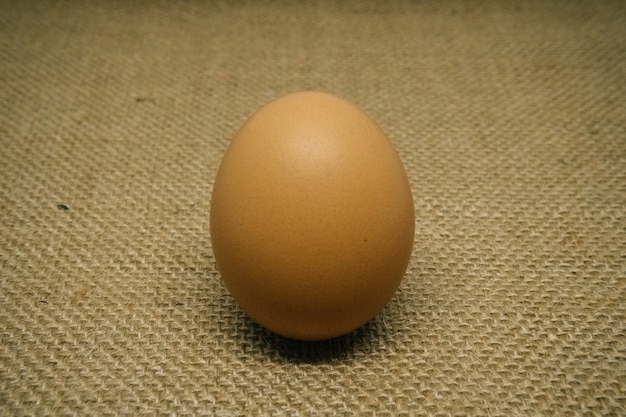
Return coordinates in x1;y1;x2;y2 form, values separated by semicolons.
210;91;414;340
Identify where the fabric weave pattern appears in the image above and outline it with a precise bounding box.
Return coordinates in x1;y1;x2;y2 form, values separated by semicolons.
1;1;624;415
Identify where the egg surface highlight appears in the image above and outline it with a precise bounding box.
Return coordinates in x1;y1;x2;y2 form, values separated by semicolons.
210;91;414;341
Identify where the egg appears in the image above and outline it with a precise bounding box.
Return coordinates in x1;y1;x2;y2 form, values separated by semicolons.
210;91;414;341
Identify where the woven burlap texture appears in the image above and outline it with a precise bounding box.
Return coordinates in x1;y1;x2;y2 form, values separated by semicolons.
1;1;625;416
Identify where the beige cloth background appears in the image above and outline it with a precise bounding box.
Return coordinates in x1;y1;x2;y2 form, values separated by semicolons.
1;1;625;415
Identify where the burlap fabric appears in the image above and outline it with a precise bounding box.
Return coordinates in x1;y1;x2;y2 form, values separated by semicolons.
1;1;625;415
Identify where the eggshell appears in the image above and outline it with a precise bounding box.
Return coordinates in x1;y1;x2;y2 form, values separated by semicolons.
210;91;414;340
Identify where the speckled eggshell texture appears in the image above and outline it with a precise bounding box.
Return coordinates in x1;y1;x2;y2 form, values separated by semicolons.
210;91;415;340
